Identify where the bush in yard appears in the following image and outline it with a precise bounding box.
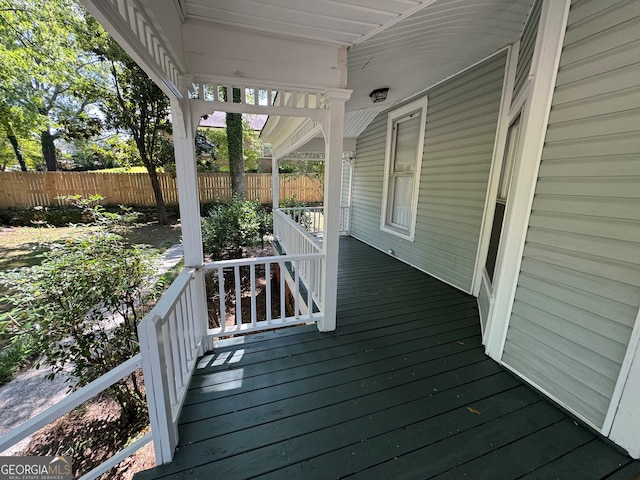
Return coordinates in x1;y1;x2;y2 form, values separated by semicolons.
201;197;265;260
0;196;160;419
0;205;86;227
0;334;38;384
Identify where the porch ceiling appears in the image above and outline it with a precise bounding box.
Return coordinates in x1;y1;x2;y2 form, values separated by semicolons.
82;0;534;144
174;0;439;47
260;0;534;145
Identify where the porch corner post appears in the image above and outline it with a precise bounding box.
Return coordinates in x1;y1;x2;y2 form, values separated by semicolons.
272;156;280;210
319;88;351;332
170;97;210;350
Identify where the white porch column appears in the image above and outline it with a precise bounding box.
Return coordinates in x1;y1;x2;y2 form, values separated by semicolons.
170;98;203;266
170;97;210;349
319;89;351;332
272;156;279;210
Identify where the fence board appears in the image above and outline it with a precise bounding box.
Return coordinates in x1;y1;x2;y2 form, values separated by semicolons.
0;172;323;208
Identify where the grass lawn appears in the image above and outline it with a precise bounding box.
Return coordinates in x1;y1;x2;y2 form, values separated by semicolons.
0;222;182;271
98;166;159;173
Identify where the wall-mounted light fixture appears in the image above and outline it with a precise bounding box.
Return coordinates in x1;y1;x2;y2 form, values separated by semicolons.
369;87;389;103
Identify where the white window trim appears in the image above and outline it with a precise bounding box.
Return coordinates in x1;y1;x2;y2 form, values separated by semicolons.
380;97;428;241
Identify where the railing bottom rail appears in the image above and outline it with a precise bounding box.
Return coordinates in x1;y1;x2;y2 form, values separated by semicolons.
208;315;321;337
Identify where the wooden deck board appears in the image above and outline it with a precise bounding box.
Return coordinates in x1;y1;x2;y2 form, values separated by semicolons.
135;237;638;480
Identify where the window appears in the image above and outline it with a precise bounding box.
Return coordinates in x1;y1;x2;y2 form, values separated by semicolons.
485;114;521;283
380;97;428;240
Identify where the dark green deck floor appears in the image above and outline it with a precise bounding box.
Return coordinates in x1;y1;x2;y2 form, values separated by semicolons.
136;237;639;480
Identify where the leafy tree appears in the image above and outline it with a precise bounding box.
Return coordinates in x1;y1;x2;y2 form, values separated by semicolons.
0;196;160;418
227;120;245;189
0;0;105;171
0;105;28;171
226;89;246;199
87;23;172;224
202;120;262;172
80;19;172;223
0;132;42;171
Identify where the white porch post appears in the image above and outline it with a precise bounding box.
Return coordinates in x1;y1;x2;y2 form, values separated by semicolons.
272;156;280;210
170;97;210;350
319;89;351;332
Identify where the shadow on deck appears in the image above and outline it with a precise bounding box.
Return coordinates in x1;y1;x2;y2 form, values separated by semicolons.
136;237;638;480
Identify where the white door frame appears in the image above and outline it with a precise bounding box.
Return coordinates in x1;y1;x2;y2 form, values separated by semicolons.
481;0;571;360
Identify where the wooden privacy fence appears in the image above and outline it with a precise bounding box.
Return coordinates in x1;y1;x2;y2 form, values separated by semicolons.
0;172;323;208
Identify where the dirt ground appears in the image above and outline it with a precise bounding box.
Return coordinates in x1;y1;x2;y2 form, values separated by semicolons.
205;244;283;331
22;384;155;480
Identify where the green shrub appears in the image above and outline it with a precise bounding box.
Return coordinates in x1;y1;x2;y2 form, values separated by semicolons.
0;205;86;227
0;334;38;384
279;194;308;209
0;203;181;227
201;197;264;260
0;197;160;418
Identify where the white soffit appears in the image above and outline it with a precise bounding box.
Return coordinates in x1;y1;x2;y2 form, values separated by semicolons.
175;0;438;47
235;0;535;144
347;0;534;112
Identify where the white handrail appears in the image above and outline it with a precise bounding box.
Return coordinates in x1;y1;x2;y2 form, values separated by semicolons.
278;206;325;237
0;355;144;479
274;209;322;254
138;267;204;465
203;253;324;337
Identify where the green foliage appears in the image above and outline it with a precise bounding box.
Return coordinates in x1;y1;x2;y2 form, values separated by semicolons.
0;205;86;227
279;159;324;178
60;135;136;171
0;134;43;171
279;194;308;209
200;121;263;172
201;198;266;260
0;334;38;384
90;27;171;223
0;0;108;171
0;196;160;417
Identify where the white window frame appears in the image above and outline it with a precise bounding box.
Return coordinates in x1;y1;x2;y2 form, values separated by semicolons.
380;97;428;241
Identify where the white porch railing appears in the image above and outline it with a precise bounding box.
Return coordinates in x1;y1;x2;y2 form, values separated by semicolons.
278;206;325;238
204;253;324;336
0;217;337;472
340;206;351;235
274;208;325;304
137;267;204;465
0;355;150;480
0;268;203;475
277;206;350;237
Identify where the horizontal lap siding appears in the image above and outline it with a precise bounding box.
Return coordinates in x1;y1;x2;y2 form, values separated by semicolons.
513;0;542;99
351;51;507;292
502;0;640;429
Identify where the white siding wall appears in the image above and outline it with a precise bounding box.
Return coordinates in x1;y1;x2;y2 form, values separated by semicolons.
350;51;508;293
502;0;640;429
